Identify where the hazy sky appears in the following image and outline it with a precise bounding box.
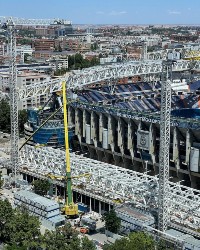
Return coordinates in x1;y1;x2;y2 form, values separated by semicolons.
0;0;200;25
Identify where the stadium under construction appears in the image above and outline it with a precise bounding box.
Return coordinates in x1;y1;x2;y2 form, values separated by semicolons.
0;63;199;247
24;78;200;189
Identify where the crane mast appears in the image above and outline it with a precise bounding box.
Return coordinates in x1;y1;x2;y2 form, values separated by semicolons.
62;81;78;216
7;19;19;181
158;60;173;232
0;16;71;182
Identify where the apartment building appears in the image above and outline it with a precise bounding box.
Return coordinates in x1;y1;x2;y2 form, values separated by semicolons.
0;70;50;110
48;57;68;71
17;71;50;110
34;39;55;51
0;72;9;91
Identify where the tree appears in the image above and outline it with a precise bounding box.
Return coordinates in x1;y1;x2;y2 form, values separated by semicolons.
43;222;96;250
32;179;51;196
43;229;69;250
81;236;96;250
0;100;10;133
5;244;27;250
24;53;30;62
103;231;174;250
0;198;95;249
103;232;155;250
103;237;129;250
68;53;100;70
18;109;27;134
0;199;13;242
103;210;121;234
0;100;27;134
5;208;41;248
90;57;100;67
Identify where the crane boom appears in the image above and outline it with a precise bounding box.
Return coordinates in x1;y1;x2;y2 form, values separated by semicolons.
0;16;71;26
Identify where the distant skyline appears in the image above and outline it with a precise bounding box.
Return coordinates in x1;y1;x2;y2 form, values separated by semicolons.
0;0;200;25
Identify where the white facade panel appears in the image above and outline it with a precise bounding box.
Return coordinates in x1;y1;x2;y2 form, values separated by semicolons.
102;128;109;149
190;147;199;172
86;124;92;144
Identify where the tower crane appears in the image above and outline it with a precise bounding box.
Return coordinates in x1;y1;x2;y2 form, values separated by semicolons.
158;60;173;232
0;16;71;182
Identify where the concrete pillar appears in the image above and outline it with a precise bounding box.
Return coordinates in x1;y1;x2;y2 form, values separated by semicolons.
99;113;107;143
127;120;135;159
118;118;125;155
186;129;193;165
82;110;87;138
173;127;180;170
90;196;92;212
99;113;103;143
149;124;156;168
75;109;83;142
108;115;116;152
83;110;91;142
91;111;98;147
68;106;75;127
99;201;101;215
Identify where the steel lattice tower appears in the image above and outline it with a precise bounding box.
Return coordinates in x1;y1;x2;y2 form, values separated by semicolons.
0;16;71;182
158;60;173;232
8;19;19;181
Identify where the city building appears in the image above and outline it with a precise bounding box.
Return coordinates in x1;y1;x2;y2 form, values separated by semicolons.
34;39;55;51
17;71;50;110
48;57;68;71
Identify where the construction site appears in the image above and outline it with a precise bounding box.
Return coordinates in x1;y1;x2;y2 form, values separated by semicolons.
2;17;200;249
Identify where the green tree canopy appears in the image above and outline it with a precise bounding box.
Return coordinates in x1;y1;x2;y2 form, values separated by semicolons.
5;209;41;248
0;100;27;134
0;99;10;133
43;222;95;250
103;232;155;250
67;53;100;71
18;109;27;134
0;199;14;242
103;231;174;250
0;199;95;249
103;209;121;234
32;179;51;196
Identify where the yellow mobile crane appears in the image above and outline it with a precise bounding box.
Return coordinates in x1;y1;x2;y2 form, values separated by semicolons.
62;81;78;217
